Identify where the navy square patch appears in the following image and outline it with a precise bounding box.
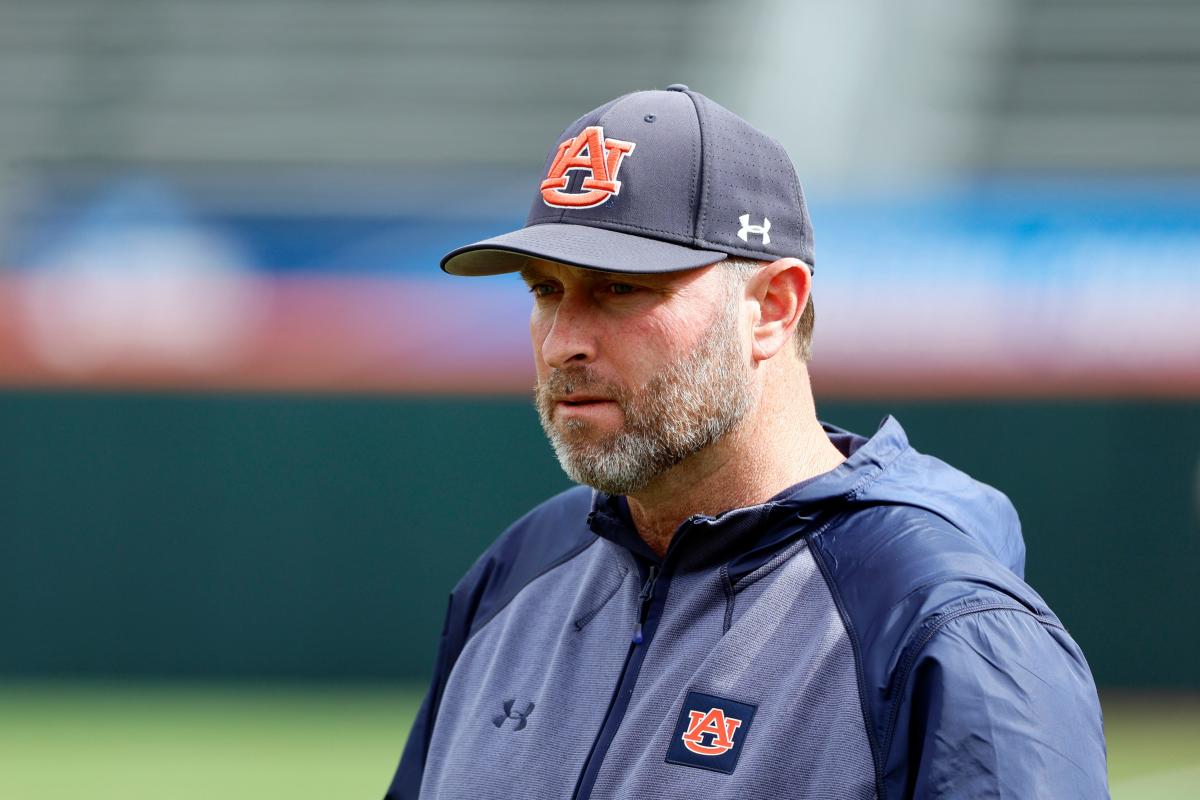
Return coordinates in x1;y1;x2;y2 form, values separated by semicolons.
665;691;757;775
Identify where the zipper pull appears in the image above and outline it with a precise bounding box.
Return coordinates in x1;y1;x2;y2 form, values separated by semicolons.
632;565;659;644
638;564;659;603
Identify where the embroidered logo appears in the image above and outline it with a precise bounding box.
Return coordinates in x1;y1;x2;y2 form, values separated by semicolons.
492;698;535;731
681;707;742;756
541;126;636;209
665;691;757;774
737;214;771;245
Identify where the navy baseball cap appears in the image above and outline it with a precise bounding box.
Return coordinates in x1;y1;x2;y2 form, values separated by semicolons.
440;84;814;276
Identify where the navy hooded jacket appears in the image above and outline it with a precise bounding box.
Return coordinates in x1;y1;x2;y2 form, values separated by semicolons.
386;417;1109;799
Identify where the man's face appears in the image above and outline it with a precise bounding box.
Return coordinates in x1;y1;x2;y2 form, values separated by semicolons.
523;260;754;495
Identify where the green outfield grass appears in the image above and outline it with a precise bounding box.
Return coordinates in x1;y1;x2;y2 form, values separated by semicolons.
0;682;418;800
0;683;1196;799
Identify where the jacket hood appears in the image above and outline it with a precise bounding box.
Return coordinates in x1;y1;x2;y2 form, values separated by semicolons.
806;416;1026;577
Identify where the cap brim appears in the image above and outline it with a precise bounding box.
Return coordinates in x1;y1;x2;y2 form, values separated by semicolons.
441;223;728;276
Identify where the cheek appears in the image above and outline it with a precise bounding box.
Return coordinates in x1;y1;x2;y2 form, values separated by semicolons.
640;309;698;359
607;318;678;385
529;310;558;375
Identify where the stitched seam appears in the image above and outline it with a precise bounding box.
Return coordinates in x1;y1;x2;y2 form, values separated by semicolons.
466;536;600;643
685;93;698;240
683;89;707;245
730;536;810;593
879;604;1064;762
574;564;631;631
696;240;781;257
720;565;735;634
892;572;1048;620
808;538;889;799
839;439;912;504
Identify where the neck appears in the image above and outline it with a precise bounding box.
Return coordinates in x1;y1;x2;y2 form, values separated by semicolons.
625;364;846;557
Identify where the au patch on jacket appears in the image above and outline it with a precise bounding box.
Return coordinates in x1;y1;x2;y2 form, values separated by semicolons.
665;691;757;774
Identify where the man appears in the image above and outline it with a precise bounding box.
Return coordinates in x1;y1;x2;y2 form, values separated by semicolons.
386;85;1108;799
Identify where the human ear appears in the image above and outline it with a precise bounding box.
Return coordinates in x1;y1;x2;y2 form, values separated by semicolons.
748;258;811;363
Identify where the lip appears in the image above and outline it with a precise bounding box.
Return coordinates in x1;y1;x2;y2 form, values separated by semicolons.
557;395;614;405
554;397;620;420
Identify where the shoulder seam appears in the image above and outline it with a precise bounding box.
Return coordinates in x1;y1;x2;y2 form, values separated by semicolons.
465;535;600;644
807;534;889;800
880;603;1064;761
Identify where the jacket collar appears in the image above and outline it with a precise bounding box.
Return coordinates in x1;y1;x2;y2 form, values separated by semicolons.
586;416;910;569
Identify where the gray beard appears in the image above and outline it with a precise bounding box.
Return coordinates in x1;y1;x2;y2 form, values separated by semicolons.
534;300;754;496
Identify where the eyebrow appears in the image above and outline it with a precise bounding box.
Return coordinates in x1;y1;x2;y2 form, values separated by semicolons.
518;266;545;285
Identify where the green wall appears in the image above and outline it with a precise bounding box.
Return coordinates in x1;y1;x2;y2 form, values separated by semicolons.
2;392;1197;688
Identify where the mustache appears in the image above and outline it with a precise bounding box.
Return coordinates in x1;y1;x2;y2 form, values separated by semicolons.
535;367;628;408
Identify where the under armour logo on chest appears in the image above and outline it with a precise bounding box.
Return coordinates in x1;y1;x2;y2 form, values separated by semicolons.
492;699;535;731
737;214;771;245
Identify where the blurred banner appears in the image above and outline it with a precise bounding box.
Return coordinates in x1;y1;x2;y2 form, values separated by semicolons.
2;0;1197;397
1;172;1197;397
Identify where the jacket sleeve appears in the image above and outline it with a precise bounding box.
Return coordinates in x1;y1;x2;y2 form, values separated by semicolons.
380;487;596;799
891;607;1109;799
385;687;437;800
383;589;476;800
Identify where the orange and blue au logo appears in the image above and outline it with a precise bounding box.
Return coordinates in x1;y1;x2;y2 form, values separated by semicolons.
540;126;635;209
681;707;743;756
666;691;757;774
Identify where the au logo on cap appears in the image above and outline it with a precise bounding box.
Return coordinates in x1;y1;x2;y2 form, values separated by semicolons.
541;126;635;209
665;691;757;774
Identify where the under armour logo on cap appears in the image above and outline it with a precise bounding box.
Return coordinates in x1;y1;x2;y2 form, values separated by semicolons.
737;214;771;245
541;126;636;209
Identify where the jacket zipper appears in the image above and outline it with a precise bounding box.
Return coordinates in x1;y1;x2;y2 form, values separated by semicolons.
570;559;665;800
632;564;659;644
571;515;711;800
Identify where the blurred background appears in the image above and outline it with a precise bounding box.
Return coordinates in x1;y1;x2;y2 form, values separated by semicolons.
0;0;1197;797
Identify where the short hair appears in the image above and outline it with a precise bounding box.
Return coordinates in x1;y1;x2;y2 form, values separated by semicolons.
721;258;815;363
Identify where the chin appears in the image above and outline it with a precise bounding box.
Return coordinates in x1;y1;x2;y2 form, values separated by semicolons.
558;416;618;437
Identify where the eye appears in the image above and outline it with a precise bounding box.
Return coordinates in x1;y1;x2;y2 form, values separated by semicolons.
608;282;636;295
528;282;558;298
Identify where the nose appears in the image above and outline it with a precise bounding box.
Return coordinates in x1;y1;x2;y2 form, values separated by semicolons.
538;292;598;369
